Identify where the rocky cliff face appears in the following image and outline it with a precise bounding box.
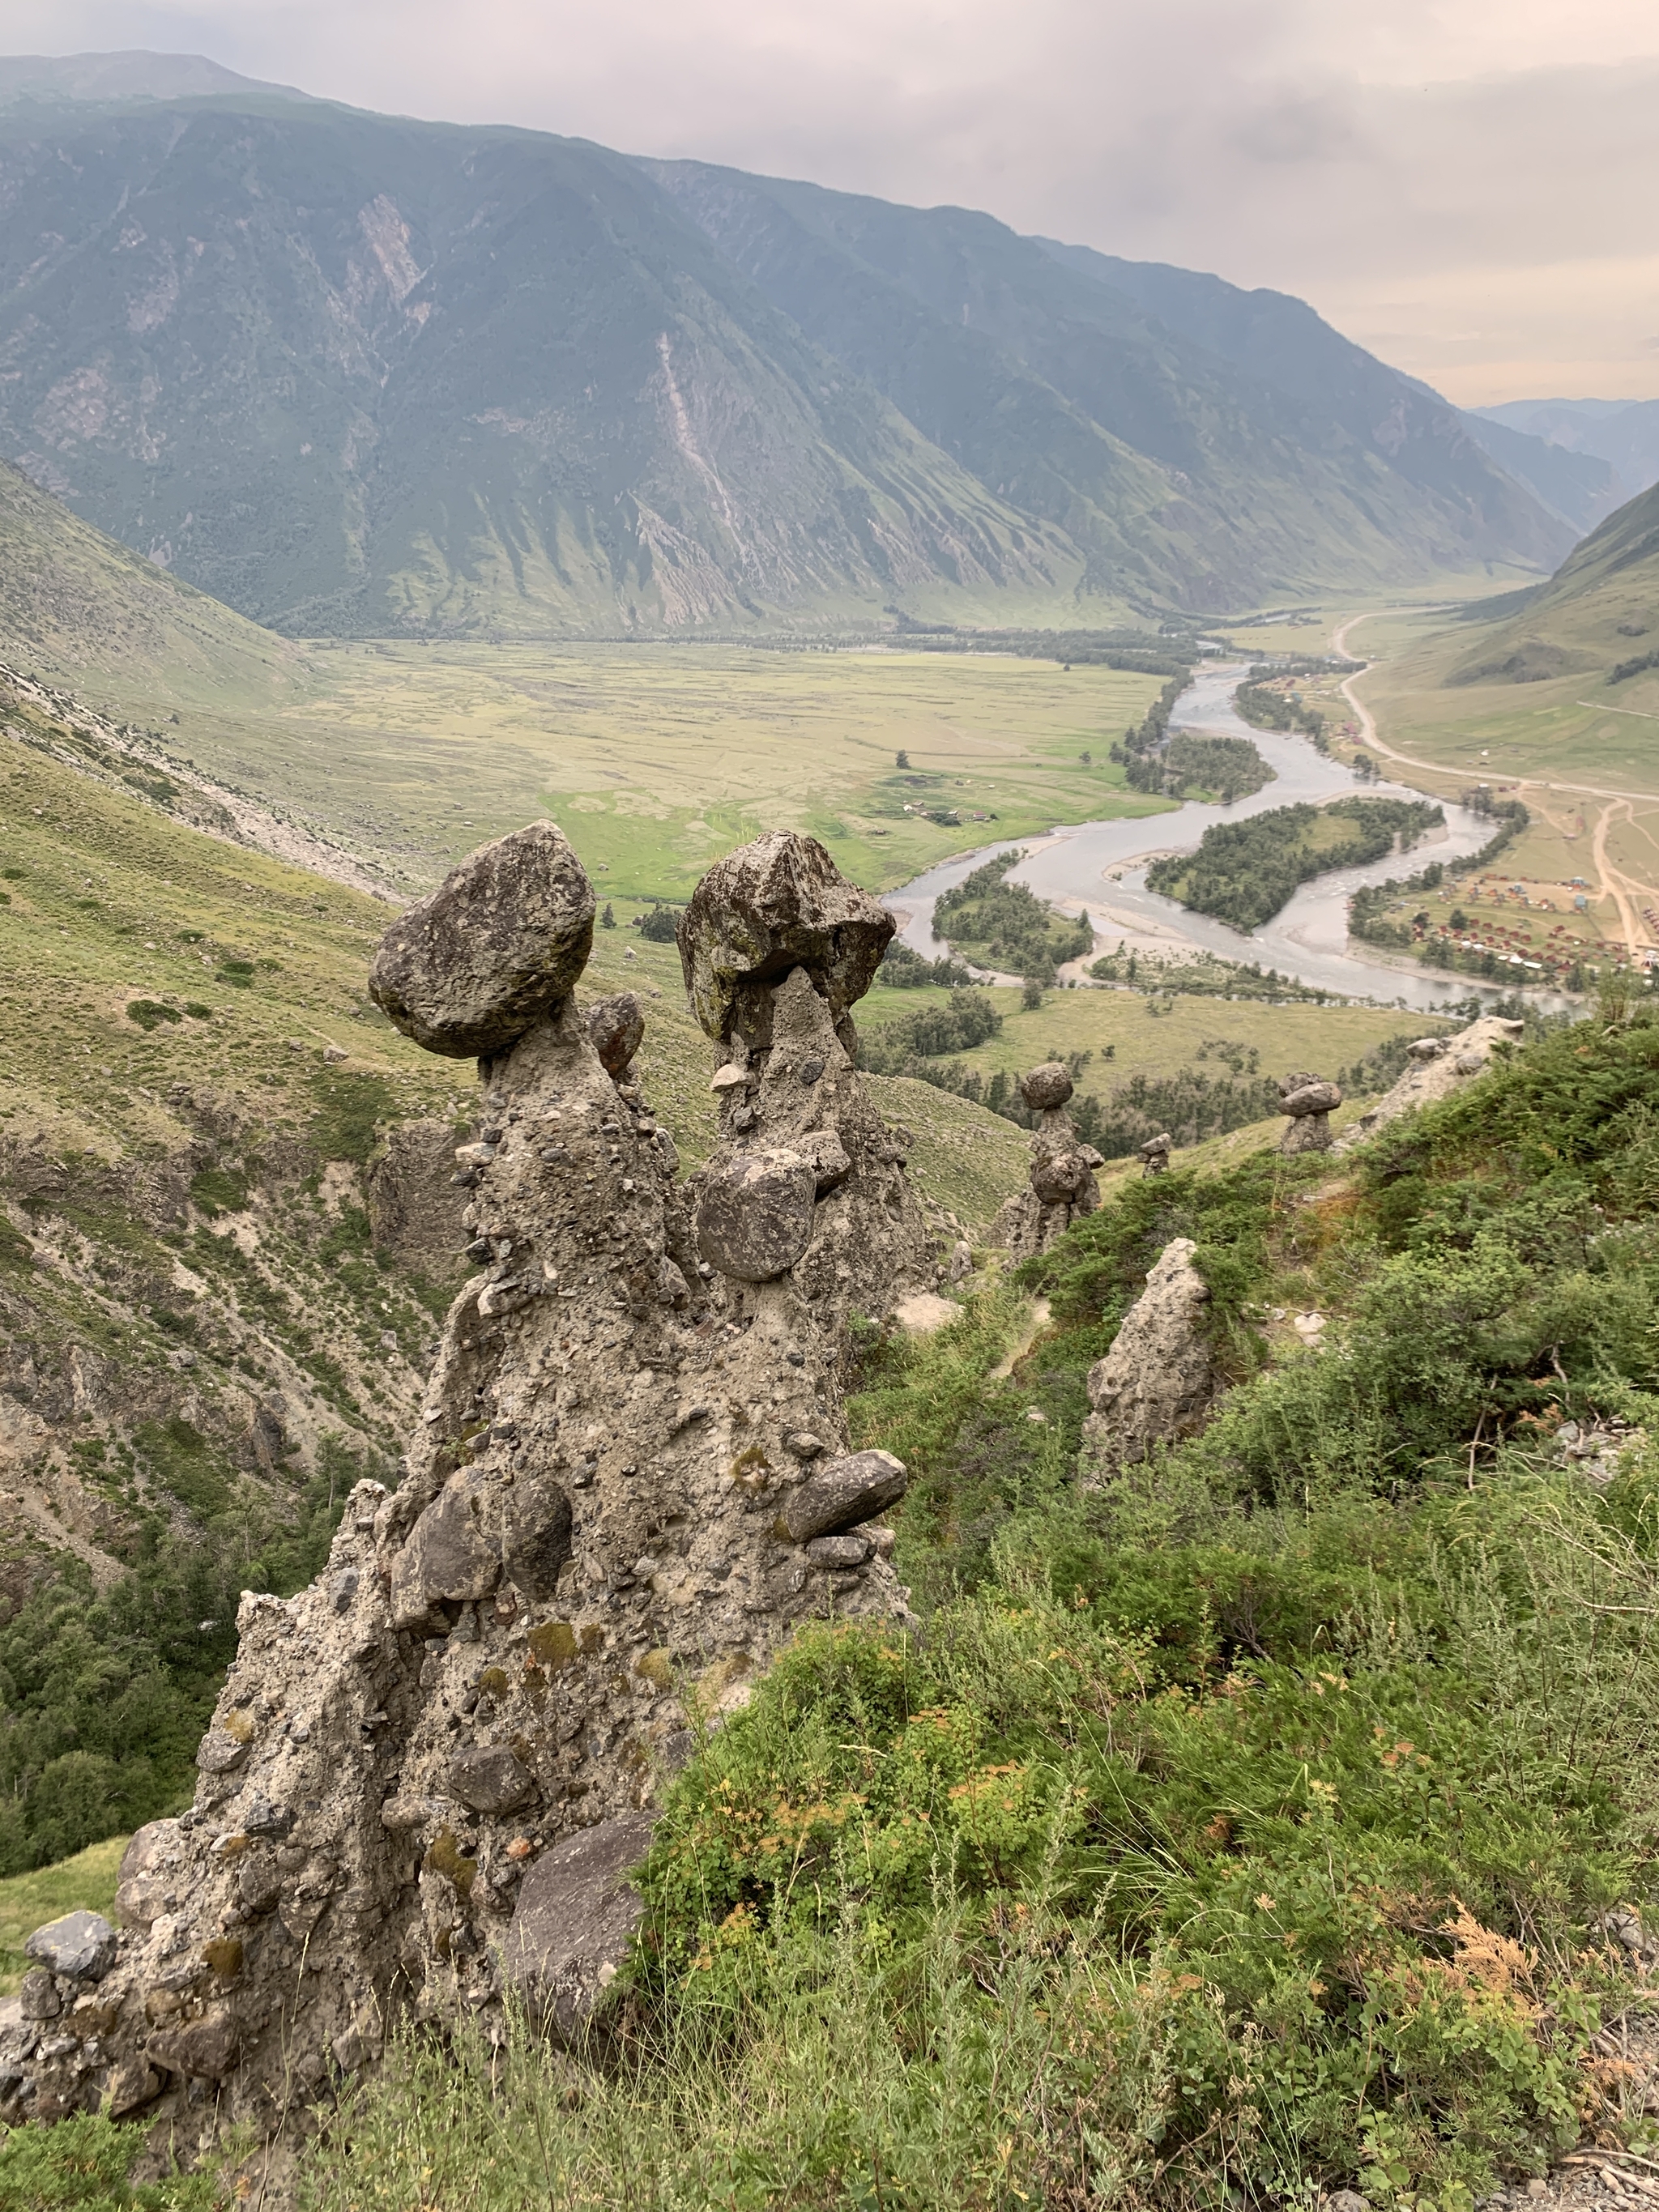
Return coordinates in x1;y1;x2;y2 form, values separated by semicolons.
0;828;925;2162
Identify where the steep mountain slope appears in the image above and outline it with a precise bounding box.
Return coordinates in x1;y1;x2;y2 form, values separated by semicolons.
1453;411;1620;536
1475;397;1659;506
643;167;1577;603
1036;239;1602;548
0;72;1576;634
1439;477;1659;692
0;96;1079;637
0;50;313;107
0;458;301;706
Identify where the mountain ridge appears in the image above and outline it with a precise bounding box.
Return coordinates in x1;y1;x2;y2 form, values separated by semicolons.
0;62;1584;634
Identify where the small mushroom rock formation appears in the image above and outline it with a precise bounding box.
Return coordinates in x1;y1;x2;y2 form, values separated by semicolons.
1335;1016;1524;1152
679;835;932;1331
1277;1072;1342;1154
1079;1238;1217;1480
369;822;596;1056
989;1063;1104;1258
7;826;915;2157
1138;1132;1173;1177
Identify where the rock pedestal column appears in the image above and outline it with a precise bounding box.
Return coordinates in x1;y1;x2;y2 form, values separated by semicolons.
1277;1073;1342;1155
1137;1132;1173;1177
677;832;933;1333
2;825;915;2157
990;1063;1104;1259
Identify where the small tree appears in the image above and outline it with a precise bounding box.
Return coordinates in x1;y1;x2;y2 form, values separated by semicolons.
1021;978;1044;1011
895;750;911;769
600;903;616;930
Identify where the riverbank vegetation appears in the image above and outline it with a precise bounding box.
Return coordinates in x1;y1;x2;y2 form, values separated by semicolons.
1149;796;1444;930
931;851;1095;983
1089;945;1350;1004
284;999;1659;2211
1109;676;1273;803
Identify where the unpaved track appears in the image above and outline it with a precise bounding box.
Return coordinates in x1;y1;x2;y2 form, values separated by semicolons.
1333;615;1659;963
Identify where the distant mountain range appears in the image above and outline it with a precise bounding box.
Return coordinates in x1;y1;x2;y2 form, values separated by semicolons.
0;51;1611;636
1469;398;1659;518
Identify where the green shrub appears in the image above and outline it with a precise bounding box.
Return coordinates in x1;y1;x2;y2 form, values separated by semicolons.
0;2112;221;2207
125;999;180;1031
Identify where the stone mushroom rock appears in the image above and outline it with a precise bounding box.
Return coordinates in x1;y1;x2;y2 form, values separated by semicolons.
991;1064;1103;1259
679;837;932;1331
1138;1132;1173;1176
1277;1072;1342;1155
676;829;893;1055
368;822;596;1058
1080;1238;1218;1480
1335;1016;1525;1152
586;991;645;1078
781;1448;909;1542
5;834;919;2159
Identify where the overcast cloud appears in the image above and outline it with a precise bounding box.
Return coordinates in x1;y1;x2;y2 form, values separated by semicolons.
1;0;1654;402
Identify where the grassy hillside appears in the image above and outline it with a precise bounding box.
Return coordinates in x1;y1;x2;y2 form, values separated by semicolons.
0;459;301;710
1334;484;1659;974
274;998;1659;2210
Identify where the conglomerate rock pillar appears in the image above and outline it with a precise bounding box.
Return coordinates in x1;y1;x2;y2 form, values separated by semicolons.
1277;1072;1342;1154
677;832;934;1333
2;825;915;2158
990;1063;1104;1259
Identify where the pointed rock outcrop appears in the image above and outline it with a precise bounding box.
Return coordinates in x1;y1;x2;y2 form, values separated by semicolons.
3;826;918;2155
1334;1016;1524;1151
1079;1238;1217;1480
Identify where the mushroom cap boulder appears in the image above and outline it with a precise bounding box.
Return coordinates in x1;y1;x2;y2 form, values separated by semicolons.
677;832;893;1046
369;823;595;1059
1278;1078;1342;1118
1020;1061;1074;1110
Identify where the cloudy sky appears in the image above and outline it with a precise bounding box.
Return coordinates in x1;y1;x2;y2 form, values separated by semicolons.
3;0;1657;404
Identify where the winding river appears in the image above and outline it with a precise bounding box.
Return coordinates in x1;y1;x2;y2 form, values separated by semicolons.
885;663;1552;1014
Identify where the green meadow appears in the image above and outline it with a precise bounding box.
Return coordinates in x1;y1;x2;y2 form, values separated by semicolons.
100;644;1172;900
